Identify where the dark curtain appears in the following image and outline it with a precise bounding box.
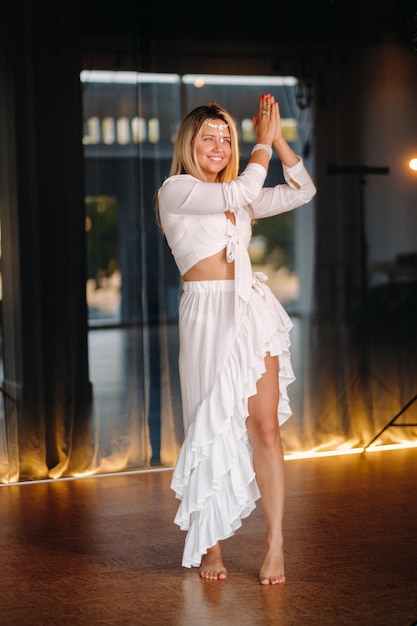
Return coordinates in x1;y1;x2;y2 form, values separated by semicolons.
1;0;416;484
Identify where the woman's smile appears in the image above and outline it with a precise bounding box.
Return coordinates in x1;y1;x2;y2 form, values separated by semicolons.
196;117;232;181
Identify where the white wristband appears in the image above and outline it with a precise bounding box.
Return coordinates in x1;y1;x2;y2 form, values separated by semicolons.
251;143;273;159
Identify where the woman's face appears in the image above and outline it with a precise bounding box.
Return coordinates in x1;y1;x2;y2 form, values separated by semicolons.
195;118;232;182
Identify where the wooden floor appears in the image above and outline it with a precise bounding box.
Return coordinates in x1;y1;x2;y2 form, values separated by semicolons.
1;447;417;626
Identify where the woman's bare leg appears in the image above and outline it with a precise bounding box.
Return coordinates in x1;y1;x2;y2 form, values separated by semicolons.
199;543;227;580
247;353;286;585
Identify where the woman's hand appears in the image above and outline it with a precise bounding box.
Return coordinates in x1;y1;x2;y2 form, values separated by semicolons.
261;95;301;169
272;98;284;144
252;94;278;146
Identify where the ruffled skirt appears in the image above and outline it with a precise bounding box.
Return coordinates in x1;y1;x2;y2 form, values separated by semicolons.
171;275;294;568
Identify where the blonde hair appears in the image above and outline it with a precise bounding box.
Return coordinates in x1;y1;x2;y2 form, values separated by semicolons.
154;103;240;226
169;103;240;182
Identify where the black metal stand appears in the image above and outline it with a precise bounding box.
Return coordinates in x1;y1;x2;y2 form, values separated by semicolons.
326;165;417;452
363;392;417;450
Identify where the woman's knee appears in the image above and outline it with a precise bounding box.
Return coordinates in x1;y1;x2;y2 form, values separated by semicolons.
248;414;280;447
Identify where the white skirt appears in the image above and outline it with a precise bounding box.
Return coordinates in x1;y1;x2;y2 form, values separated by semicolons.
171;275;295;568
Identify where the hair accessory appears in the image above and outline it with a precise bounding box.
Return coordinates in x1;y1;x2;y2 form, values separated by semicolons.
204;120;229;143
251;143;272;159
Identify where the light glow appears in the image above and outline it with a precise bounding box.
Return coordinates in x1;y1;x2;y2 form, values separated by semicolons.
2;442;417;485
80;70;180;84
183;74;297;86
363;440;417;453
409;157;417;171
285;439;417;460
285;448;363;460
80;70;297;87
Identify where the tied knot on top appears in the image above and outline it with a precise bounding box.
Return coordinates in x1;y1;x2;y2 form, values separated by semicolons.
225;220;268;310
225;225;251;312
226;230;239;264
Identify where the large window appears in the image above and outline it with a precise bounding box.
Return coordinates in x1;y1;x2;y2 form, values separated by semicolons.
81;71;314;325
78;72;316;474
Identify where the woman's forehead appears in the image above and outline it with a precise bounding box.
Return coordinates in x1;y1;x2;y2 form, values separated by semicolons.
201;118;230;134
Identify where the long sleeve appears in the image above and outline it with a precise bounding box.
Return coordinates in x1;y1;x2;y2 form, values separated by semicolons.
249;158;316;219
158;163;267;216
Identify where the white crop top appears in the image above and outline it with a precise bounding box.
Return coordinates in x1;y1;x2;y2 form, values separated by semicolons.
157;159;316;310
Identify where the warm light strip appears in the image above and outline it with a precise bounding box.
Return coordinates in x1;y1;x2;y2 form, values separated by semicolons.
0;466;174;487
363;441;417;453
284;440;417;460
284;448;363;460
2;442;416;486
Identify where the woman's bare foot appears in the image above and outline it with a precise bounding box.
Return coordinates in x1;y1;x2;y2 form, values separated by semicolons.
259;543;285;585
199;543;227;581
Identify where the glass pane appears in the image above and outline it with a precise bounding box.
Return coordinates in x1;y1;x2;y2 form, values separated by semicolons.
82;72;310;326
81;71;184;473
182;74;312;314
81;71;182;326
86;195;120;322
80;71;314;475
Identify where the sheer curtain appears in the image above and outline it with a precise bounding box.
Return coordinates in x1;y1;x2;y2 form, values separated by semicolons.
78;70;417;479
80;72;319;477
1;30;417;484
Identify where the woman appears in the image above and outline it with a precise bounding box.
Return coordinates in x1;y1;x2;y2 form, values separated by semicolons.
155;95;316;584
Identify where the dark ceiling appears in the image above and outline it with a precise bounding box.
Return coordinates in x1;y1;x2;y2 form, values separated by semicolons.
81;0;417;50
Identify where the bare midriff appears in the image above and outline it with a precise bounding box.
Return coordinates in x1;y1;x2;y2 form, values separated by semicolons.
182;212;236;282
182;248;235;282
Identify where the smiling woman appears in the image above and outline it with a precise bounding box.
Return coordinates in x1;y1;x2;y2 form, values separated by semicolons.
155;98;316;583
77;72;314;494
196;119;232;181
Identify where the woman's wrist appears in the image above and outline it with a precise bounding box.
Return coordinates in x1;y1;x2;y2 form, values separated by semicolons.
251;143;273;159
272;137;301;167
272;135;285;147
256;135;273;146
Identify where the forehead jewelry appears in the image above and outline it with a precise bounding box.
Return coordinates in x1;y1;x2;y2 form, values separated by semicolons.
204;120;229;143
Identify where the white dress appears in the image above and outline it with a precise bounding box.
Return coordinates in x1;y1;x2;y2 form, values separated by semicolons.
157;159;316;567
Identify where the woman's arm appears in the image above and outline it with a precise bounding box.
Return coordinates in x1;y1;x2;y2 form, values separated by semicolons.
249;159;316;218
158;164;267;216
249;97;316;218
271;96;300;170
